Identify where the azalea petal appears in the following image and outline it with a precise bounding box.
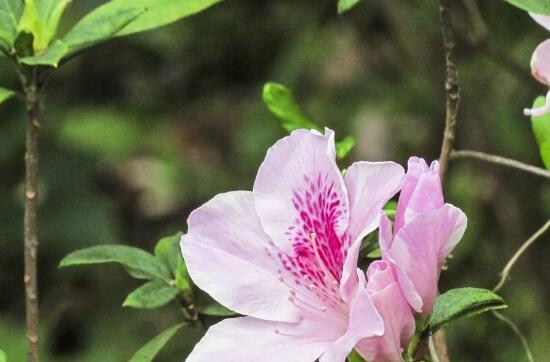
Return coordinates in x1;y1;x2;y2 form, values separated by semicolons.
530;13;550;31
253;128;350;280
395;157;443;233
379;214;423;313
531;39;550;86
186;317;334;362
181;191;300;322
321;270;384;362
356;261;415;362
340;161;404;301
390;204;467;314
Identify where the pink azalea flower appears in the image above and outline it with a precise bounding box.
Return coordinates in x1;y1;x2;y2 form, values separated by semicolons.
524;13;550;117
181;128;406;362
379;157;467;315
355;260;416;362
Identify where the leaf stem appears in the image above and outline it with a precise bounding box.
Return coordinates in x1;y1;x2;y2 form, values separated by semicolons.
493;219;550;293
451;150;550;180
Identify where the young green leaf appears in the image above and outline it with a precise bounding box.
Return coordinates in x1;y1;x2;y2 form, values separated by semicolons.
347;349;366;362
0;348;6;362
154;232;183;275
428;287;507;333
530;96;550;170
197;302;236;317
35;0;73;44
0;87;16;104
175;257;192;294
504;0;550;15
335;136;356;159
262;82;321;133
19;39;68;67
113;0;225;37
123;280;179;309
128;323;184;362
0;0;24;45
338;0;363;14
383;200;397;220
59;245;171;281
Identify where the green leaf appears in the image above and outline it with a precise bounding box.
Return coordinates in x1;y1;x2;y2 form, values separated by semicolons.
36;0;72;43
59;245;171;281
197;302;236;317
154;232;182;275
338;0;363;14
128;323;184;362
19;39;67;66
336;136;356;159
530;96;550;169
113;0;224;37
0;0;24;45
428;287;507;333
123;280;179;309
0;349;6;362
262;82;321;133
0;87;16;104
347;349;366;362
504;0;550;15
63;4;145;50
175;257;192;294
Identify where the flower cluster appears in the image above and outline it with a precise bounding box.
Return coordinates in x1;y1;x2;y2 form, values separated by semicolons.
180;129;466;362
524;13;550;117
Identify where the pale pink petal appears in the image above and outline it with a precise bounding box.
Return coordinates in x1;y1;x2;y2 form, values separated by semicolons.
253;128;350;284
531;39;550;86
378;213;394;259
321;270;384;362
390;204;467;314
340;161;404;301
181;191;300;322
379;214;423;313
186;317;335;362
356;260;415;362
530;13;550;31
524;91;550;117
395;157;443;233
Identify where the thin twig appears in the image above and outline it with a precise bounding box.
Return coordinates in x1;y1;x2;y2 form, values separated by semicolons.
451;150;550;179
492;311;535;362
437;0;461;183
23;67;43;362
493;219;550;292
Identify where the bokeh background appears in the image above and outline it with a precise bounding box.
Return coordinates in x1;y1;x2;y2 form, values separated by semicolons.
1;0;549;361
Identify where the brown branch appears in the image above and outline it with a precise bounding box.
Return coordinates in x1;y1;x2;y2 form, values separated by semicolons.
493;219;550;293
434;0;460;360
437;0;460;183
451;150;550;179
22;68;43;362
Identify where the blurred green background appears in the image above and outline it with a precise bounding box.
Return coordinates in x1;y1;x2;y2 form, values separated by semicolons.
1;0;549;361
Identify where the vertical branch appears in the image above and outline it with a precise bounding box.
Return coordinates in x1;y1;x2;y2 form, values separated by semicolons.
438;0;460;182
23;68;42;362
434;0;460;361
